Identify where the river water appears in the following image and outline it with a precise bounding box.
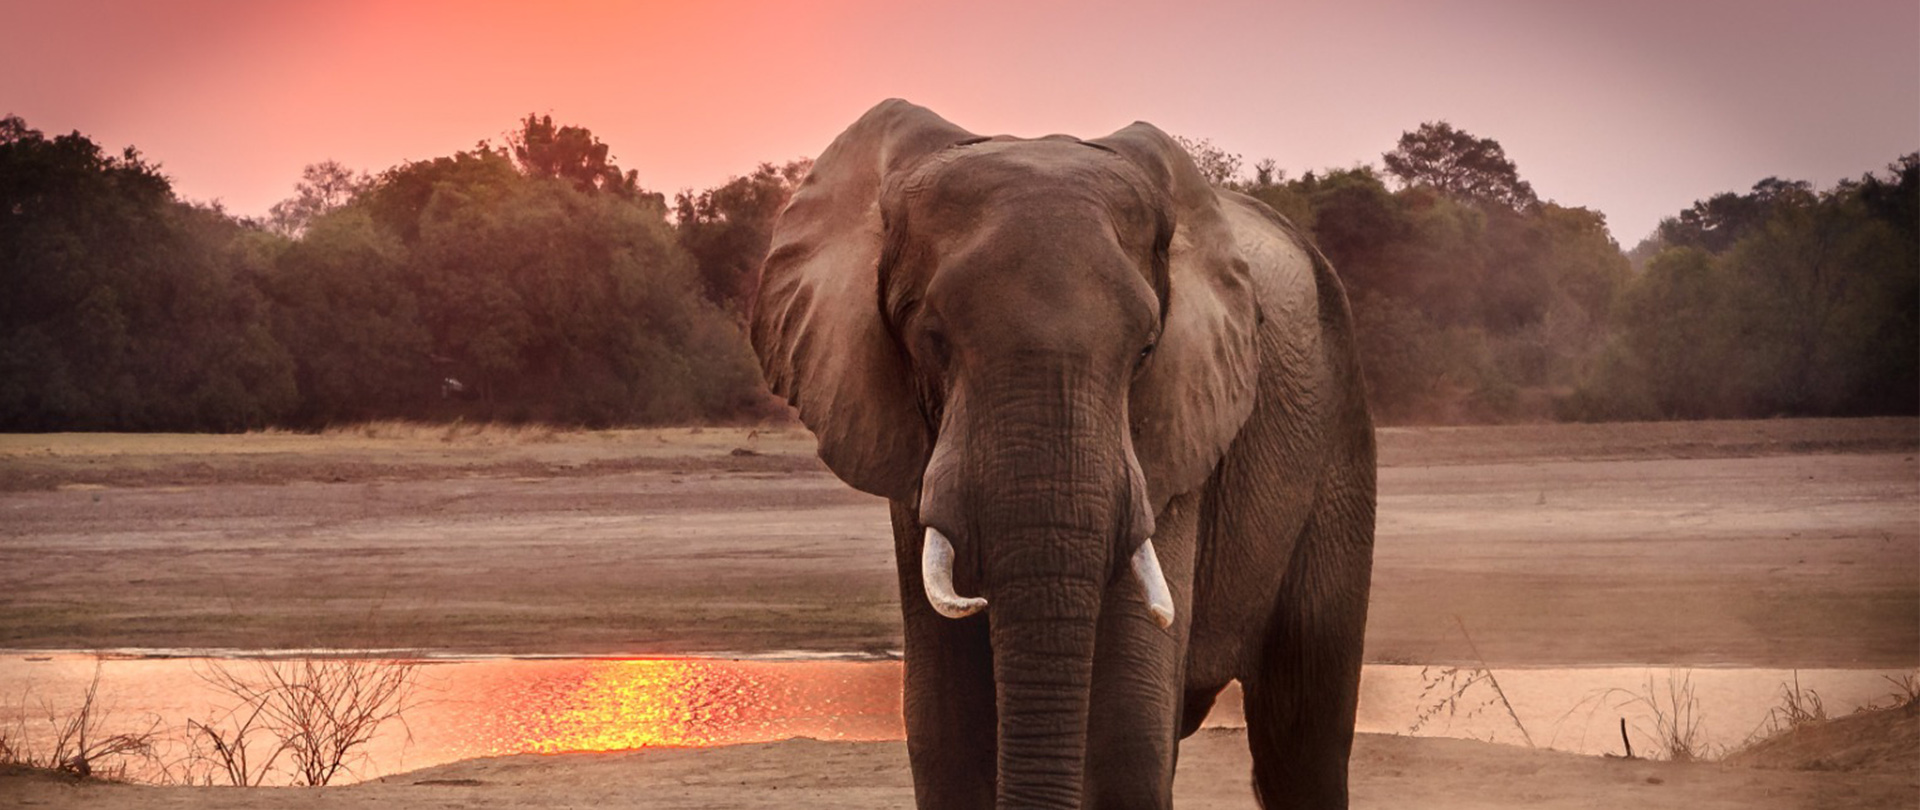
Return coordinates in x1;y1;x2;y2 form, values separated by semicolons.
0;652;1908;785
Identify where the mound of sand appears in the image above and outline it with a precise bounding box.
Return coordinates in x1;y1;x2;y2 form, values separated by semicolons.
1725;703;1920;775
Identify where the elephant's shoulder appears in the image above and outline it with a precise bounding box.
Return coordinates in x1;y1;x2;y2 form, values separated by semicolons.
1213;190;1319;323
1213;191;1372;439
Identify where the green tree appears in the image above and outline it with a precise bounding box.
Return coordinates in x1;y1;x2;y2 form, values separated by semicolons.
1853;153;1919;247
1715;187;1911;415
1288;138;1633;421
1625;233;1665;274
673;159;811;316
1657;177;1814;254
1569;155;1918;420
0;116;294;430
360;146;523;244
1288;167;1407;300
1846;153;1920;414
1383;186;1490;328
1383;121;1537;211
265;207;430;422
360;145;761;424
1477;204;1628;338
1613;246;1733;417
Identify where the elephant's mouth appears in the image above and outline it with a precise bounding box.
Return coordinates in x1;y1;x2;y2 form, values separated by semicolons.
918;524;1174;629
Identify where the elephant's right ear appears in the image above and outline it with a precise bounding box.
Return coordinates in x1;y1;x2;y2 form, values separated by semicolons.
751;100;977;501
1092;123;1262;513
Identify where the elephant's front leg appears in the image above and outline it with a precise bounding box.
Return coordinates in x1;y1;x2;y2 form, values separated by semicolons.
892;502;997;810
1082;495;1199;809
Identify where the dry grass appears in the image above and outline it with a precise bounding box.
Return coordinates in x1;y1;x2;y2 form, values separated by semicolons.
1724;670;1833;757
1878;672;1920;711
1579;671;1707;762
1725;669;1920;763
1409;665;1533;745
243;421;817;456
1720;668;1917;763
1559;669;1709;761
1409;617;1536;748
0;422;821;492
238;419;576;446
0;664;162;779
318;419;568;445
1767;672;1828;730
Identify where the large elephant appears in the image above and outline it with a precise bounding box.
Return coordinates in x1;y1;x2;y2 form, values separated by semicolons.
751;99;1376;809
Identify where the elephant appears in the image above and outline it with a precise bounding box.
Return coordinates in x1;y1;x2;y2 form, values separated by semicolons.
751;99;1376;809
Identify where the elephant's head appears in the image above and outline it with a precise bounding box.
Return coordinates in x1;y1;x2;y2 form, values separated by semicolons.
752;99;1259;804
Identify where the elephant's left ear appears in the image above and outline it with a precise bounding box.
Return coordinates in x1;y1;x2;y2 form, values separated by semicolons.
751;100;978;502
1092;123;1261;511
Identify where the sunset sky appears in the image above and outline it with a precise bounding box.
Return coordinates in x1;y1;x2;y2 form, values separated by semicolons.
4;0;1914;244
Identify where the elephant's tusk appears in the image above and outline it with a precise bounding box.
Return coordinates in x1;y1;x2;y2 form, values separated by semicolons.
921;527;987;619
1132;539;1176;629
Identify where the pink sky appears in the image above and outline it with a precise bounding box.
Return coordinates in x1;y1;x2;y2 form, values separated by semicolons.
4;0;1914;243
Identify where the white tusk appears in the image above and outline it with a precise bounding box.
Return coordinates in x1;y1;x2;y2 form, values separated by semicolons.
922;527;987;619
1132;539;1176;629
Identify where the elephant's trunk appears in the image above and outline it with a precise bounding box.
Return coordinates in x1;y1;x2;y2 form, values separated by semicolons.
977;427;1129;808
987;543;1106;809
918;361;1149;808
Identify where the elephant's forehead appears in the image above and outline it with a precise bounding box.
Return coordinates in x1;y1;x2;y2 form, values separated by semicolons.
883;139;1167;347
908;139;1155;213
947;138;1116;173
919;224;1160;355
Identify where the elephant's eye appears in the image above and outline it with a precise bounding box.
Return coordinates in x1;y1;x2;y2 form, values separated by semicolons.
1136;341;1156;369
920;329;951;367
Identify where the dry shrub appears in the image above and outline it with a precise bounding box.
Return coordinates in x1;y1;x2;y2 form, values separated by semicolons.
5;653;423;786
182;692;284;786
192;656;420;786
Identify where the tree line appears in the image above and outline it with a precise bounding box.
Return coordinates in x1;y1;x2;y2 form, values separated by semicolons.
1;113;1913;431
1211;125;1916;423
1;114;768;430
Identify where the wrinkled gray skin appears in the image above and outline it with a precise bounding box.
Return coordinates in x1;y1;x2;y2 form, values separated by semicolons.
752;100;1375;809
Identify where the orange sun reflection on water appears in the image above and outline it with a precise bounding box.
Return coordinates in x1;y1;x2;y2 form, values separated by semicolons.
459;659;905;758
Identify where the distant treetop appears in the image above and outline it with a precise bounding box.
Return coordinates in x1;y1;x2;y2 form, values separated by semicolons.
1383;121;1538;212
1173;135;1245;188
509;113;656;203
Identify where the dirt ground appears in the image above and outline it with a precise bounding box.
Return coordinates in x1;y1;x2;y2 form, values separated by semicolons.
2;417;1912;667
1;417;1916;808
